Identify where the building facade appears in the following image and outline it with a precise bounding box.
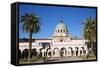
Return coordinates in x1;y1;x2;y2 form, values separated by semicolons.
19;21;88;58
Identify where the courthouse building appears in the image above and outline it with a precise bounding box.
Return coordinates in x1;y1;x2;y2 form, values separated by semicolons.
19;21;88;58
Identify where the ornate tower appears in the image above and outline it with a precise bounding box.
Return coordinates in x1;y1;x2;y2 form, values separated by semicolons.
53;20;70;42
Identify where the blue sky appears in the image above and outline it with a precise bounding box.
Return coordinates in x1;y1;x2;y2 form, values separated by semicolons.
19;4;96;39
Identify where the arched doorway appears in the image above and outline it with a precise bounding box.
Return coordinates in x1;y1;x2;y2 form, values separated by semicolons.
47;48;52;57
39;48;47;57
80;47;85;56
68;47;73;56
21;49;28;59
31;48;37;57
75;47;78;56
39;48;43;57
53;47;59;57
60;47;67;57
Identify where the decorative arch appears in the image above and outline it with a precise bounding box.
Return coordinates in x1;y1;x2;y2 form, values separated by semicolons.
60;47;67;57
58;30;60;32
81;47;86;54
47;48;52;57
31;48;37;57
53;47;59;54
39;48;47;57
39;48;44;57
21;49;28;59
61;30;62;32
80;47;86;56
68;47;73;56
75;47;79;56
64;30;66;32
53;47;60;57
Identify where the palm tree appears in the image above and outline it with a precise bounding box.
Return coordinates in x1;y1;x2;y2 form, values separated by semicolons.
20;13;41;62
82;17;96;57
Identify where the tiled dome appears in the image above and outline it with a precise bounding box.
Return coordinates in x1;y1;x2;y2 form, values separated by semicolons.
55;20;67;31
53;20;69;37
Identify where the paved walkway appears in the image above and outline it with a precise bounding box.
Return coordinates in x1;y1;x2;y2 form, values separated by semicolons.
47;56;83;62
19;56;96;64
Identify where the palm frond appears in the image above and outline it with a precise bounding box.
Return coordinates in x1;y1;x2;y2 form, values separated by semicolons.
20;13;41;33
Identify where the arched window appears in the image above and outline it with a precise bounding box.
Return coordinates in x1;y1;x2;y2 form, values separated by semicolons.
64;30;66;32
32;48;37;56
61;30;62;32
60;47;67;57
58;30;59;32
22;49;28;59
60;39;63;42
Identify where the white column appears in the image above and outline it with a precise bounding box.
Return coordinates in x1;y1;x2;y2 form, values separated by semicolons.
84;46;88;56
57;50;59;57
42;49;45;57
67;51;69;56
67;50;69;56
36;49;39;56
73;48;76;56
73;50;76;56
81;50;84;56
42;52;44;57
78;49;80;56
47;51;48;57
68;50;71;56
51;51;53;58
66;48;68;57
85;49;88;56
64;50;66;57
51;49;53;58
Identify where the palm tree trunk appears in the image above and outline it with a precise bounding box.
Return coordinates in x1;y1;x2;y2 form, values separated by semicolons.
86;40;94;60
90;41;94;56
86;41;90;60
28;31;32;62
